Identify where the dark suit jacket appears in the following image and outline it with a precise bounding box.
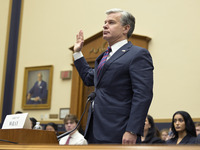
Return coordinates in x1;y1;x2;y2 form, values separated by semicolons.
27;80;48;104
74;41;154;143
141;136;165;144
166;134;197;144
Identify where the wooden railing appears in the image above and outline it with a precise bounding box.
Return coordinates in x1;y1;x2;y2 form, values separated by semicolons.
0;145;200;150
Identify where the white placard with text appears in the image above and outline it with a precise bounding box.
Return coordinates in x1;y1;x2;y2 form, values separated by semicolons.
2;113;31;129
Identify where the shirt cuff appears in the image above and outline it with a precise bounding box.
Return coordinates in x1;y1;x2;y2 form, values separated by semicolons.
73;51;83;61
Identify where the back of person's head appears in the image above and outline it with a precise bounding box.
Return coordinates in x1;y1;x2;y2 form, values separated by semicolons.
105;8;135;38
64;114;78;124
171;111;196;138
15;111;23;114
30;117;37;129
44;122;58;131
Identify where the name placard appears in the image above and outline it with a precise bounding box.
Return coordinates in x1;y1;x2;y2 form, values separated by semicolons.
2;113;31;129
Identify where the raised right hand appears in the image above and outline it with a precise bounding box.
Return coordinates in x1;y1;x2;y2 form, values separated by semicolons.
74;30;84;52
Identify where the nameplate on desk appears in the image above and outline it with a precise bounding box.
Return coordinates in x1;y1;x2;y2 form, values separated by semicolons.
2;113;31;129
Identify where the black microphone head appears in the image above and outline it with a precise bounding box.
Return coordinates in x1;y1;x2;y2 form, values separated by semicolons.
88;92;96;101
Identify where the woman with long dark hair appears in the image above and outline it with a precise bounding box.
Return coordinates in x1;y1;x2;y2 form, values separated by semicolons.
141;115;165;144
166;111;197;144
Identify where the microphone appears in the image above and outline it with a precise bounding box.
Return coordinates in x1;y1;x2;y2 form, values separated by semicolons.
87;92;96;102
57;92;96;140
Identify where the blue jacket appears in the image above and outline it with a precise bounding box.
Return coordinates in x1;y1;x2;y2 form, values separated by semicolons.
74;42;154;143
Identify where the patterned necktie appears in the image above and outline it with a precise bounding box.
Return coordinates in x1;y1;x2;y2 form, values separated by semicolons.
97;47;112;78
65;135;71;145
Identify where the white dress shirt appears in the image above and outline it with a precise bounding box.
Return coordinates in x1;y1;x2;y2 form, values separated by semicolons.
73;39;128;61
59;130;88;145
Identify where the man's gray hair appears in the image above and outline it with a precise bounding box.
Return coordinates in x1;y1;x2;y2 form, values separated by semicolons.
106;8;135;38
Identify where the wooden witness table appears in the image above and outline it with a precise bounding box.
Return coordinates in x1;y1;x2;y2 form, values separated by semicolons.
0;145;200;150
0;129;199;149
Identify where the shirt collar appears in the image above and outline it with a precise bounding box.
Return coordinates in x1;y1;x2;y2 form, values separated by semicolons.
110;39;128;54
70;130;78;138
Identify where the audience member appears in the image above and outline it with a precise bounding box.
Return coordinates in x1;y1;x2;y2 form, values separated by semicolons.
196;123;200;144
30;117;37;129
141;115;165;144
197;134;200;144
44;122;58;135
15;111;23;114
160;128;169;141
166;111;197;144
195;122;200;136
59;114;87;145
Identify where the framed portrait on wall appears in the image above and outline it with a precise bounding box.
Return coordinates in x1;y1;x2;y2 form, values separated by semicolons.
22;65;53;109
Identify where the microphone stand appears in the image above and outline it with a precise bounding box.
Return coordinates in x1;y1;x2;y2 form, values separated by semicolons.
57;92;95;140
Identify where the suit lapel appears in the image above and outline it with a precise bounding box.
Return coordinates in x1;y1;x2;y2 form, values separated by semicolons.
96;42;132;86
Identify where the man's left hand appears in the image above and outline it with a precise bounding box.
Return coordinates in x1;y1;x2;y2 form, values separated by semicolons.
122;131;137;145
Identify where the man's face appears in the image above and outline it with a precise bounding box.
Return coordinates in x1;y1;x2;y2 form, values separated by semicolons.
196;126;200;136
65;120;77;132
37;73;42;81
103;12;128;45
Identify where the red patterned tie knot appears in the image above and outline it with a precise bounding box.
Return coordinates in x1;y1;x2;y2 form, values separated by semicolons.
97;47;112;78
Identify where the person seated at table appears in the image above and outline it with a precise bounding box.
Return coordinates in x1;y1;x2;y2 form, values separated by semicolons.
44;122;58;135
141;115;165;144
166;111;197;144
59;114;87;145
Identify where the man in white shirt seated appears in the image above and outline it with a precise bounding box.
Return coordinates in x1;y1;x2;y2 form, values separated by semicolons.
59;114;88;145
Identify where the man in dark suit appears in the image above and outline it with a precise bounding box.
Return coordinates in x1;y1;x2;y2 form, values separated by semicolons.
27;73;48;104
73;8;154;144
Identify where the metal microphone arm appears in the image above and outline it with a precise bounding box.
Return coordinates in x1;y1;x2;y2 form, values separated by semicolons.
57;92;96;140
